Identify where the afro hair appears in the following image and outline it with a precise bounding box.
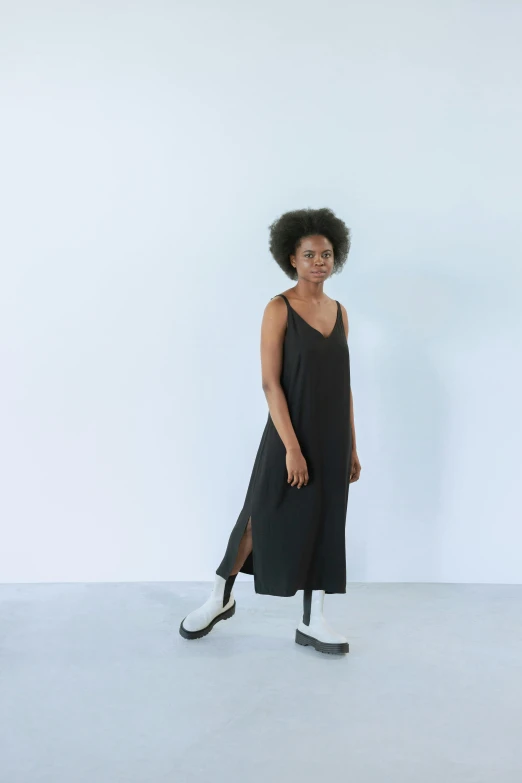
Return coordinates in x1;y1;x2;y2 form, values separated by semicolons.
268;207;351;280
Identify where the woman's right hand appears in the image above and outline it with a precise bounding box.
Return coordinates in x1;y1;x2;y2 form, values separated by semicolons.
286;448;309;488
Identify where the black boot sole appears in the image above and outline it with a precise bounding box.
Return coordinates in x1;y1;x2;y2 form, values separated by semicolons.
179;601;236;640
295;628;349;655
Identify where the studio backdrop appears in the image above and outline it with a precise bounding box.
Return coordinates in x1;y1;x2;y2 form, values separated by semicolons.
1;0;520;584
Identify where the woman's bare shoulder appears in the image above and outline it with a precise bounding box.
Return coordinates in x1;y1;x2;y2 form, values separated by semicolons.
262;294;288;331
264;293;288;312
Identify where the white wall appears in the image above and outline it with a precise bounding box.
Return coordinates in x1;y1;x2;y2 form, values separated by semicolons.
1;0;521;584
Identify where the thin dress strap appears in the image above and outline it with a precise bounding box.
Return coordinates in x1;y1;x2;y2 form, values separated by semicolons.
335;300;341;329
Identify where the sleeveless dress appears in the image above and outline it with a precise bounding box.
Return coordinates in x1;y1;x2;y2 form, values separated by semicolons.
216;293;352;597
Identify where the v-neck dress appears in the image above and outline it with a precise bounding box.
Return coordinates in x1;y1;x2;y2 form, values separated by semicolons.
216;293;352;596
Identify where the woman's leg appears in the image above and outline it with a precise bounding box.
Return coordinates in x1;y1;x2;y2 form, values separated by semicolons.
230;517;252;575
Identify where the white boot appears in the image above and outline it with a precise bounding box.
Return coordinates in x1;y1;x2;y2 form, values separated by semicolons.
179;573;236;640
295;590;349;654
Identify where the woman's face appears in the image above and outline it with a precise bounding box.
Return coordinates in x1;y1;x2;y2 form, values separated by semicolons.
290;234;334;282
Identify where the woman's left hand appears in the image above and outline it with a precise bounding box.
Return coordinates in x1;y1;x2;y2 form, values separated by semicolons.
350;449;361;483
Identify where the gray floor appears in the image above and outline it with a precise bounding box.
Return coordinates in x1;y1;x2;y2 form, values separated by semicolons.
1;582;521;783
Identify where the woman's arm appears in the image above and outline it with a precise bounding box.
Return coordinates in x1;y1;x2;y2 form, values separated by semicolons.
341;303;361;482
259;296;300;453
350;388;357;452
259;297;308;488
340;303;357;447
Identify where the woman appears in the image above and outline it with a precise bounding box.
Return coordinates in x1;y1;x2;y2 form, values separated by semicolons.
179;207;361;655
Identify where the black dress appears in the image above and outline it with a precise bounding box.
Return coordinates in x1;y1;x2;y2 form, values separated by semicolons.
216;293;352;597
